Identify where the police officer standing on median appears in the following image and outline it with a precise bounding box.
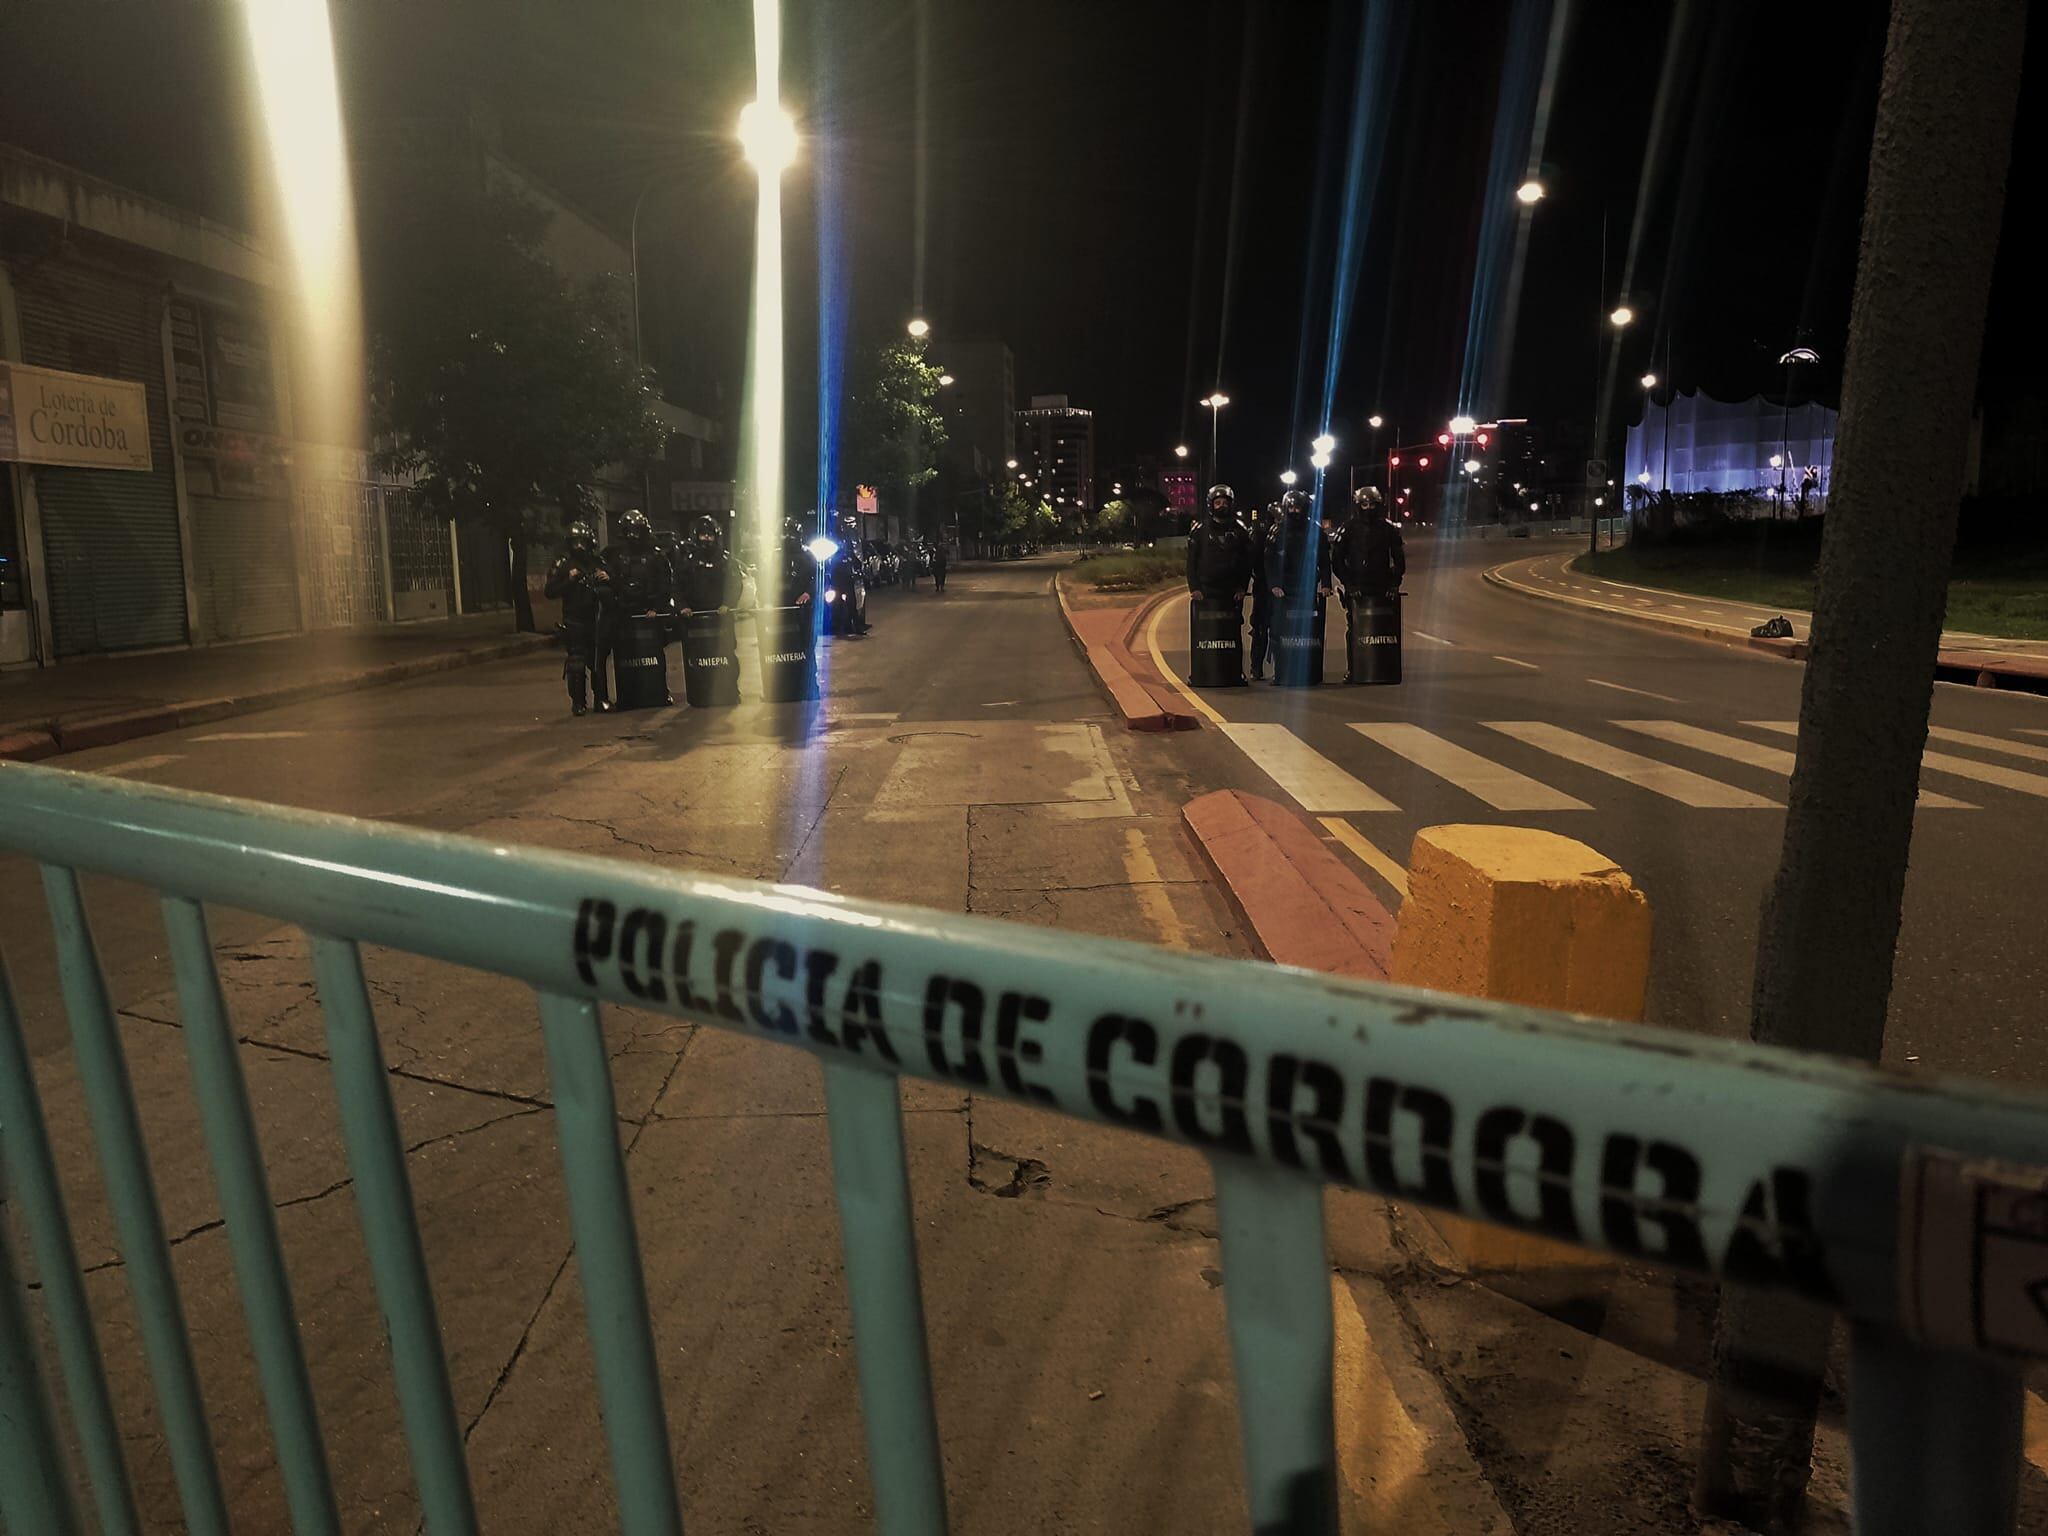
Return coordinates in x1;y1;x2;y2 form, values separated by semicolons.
543;520;611;715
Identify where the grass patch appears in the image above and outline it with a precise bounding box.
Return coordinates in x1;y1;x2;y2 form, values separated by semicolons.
1585;529;2048;640
1072;552;1183;591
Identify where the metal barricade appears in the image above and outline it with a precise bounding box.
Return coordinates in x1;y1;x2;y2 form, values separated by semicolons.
3;759;2045;1534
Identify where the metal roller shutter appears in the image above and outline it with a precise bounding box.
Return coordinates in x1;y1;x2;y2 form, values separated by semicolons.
190;494;300;641
17;264;187;655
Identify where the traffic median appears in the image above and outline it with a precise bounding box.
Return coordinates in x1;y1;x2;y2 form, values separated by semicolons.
1054;573;1202;732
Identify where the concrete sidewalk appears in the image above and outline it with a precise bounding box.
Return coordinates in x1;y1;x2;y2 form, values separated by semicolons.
0;614;551;760
1489;548;2048;687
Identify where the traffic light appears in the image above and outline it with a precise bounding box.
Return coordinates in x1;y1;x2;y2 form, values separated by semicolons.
1436;432;1451;448
1417;455;1431;469
1388;454;1402;468
1476;432;1489;448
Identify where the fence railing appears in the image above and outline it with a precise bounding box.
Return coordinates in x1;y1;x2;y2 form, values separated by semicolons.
3;759;2045;1534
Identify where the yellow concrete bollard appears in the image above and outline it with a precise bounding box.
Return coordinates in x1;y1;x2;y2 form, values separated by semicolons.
1390;824;1652;1270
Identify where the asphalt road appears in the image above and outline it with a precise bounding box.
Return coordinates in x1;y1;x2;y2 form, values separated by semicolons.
1150;533;2048;1085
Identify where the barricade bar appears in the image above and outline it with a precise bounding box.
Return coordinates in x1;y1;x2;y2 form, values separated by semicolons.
8;762;2048;1358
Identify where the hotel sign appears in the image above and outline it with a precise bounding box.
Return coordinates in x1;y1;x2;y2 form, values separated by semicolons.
0;361;153;472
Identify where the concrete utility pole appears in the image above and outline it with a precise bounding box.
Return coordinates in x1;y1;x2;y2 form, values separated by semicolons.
1695;0;2027;1528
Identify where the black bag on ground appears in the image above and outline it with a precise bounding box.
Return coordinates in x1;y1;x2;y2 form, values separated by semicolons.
613;614;673;709
756;605;820;703
1271;597;1326;687
681;611;741;707
1348;592;1402;685
1188;596;1245;687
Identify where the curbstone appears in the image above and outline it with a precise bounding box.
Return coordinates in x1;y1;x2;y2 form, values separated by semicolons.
53;708;181;753
0;729;61;763
1055;576;1200;731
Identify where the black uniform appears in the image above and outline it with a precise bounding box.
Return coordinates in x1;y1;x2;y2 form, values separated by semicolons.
1332;492;1405;681
932;542;949;592
543;524;610;713
673;517;740;614
1186;510;1255;601
774;524;820;611
1264;495;1330;606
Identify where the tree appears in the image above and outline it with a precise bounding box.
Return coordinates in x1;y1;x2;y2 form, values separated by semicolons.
1094;498;1137;543
1694;0;2027;1527
993;480;1055;548
364;180;664;633
841;337;948;532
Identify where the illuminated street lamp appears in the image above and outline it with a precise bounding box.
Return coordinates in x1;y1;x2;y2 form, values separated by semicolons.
1367;413;1384;430
1312;433;1336;455
1173;444;1190;459
1201;392;1230;482
1640;372;1659;389
1279;469;1298;486
1638;470;1653;484
737;101;799;173
1464;459;1481;474
1516;179;1546;205
937;373;955;387
1448;415;1478;437
1005;458;1018;469
907;317;930;339
1610;305;1635;328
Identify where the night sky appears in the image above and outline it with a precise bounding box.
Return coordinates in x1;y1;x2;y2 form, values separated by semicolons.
2;0;2039;495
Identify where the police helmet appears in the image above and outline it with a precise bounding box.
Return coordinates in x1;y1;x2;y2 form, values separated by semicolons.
617;509;653;545
1207;483;1236;508
691;513;723;545
1280;488;1313;518
1353;485;1385;512
566;520;596;550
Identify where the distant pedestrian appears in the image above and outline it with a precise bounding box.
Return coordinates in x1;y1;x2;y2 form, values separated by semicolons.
932;541;949;592
543;520;611;715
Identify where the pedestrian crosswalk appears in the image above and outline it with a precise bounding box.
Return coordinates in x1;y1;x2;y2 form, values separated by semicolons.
1218;716;2048;822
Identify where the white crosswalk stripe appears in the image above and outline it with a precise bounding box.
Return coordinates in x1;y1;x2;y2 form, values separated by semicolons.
1747;721;2048;801
1349;723;1589;811
1927;725;2048;765
1219;722;1399;812
1486;722;1780;808
1615;721;1975;809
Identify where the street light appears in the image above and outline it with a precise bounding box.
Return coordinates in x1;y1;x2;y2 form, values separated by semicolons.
1640;372;1659;389
1279;469;1298;486
907;317;930;339
1516;178;1547;205
1464;458;1481;474
737;101;799;173
1173;444;1189;459
1638;470;1653;484
937;373;955;387
1368;413;1384;430
1312;433;1336;455
1448;415;1478;437
1005;458;1018;469
1202;392;1230;483
1610;305;1635;328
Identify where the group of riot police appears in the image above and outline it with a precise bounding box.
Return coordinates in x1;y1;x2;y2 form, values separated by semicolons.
1184;482;1407;686
543;509;826;714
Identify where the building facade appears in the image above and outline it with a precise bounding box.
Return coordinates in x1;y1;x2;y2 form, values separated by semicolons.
1014;394;1095;515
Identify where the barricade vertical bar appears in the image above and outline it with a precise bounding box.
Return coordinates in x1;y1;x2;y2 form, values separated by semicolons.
818;1060;949;1536
308;934;478;1536
0;1178;85;1536
1847;1322;2023;1535
164;897;342;1536
41;865;230;1536
1209;1158;1337;1536
534;992;684;1536
0;953;140;1536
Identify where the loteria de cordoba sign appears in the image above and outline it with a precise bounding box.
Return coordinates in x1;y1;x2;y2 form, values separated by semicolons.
0;361;153;472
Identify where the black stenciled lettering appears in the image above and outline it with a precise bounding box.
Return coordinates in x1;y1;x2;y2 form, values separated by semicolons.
804;949;841;1047
1599;1135;1709;1268
573;899;616;987
1168;1033;1252;1155
617;909;667;1002
921;975;990;1085
710;929;748;1024
1362;1078;1459;1206
668;921;709;1011
1267;1053;1349;1181
838;960;899;1062
1085;1014;1162;1130
1723;1168;1836;1301
744;938;799;1035
1472;1107;1579;1241
994;992;1055;1104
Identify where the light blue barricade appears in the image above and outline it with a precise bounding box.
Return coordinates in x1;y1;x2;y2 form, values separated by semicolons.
3;758;2046;1534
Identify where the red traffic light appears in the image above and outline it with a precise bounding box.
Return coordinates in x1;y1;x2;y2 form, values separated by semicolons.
1436;432;1451;447
1388;454;1402;468
1417;455;1431;469
1476;432;1489;448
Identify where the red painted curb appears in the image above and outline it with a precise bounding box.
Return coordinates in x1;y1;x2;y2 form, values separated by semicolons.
0;729;61;763
1055;577;1200;731
1183;789;1395;981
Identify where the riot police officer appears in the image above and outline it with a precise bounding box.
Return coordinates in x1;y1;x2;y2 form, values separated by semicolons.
1187;484;1254;602
608;510;673;615
1246;500;1279;680
673;513;740;615
773;517;820;611
1265;488;1332;683
542;520;611;715
1333;485;1406;683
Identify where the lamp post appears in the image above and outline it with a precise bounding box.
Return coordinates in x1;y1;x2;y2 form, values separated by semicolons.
1201;392;1230;485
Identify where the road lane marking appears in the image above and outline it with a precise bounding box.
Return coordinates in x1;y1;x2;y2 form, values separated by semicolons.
192;730;310;741
1350;723;1589;811
1748;721;2048;800
1491;654;1539;670
1586;677;1683;704
1143;591;1228;727
92;753;183;777
1616;721;1974;809
1318;817;1409;898
2021;729;2048;740
1488;722;1780;808
1928;725;2048;765
1219;723;1399;812
1410;629;1456;646
1121;826;1191;951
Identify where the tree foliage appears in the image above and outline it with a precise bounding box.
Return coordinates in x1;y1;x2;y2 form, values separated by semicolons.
363;177;664;628
841;337;949;506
